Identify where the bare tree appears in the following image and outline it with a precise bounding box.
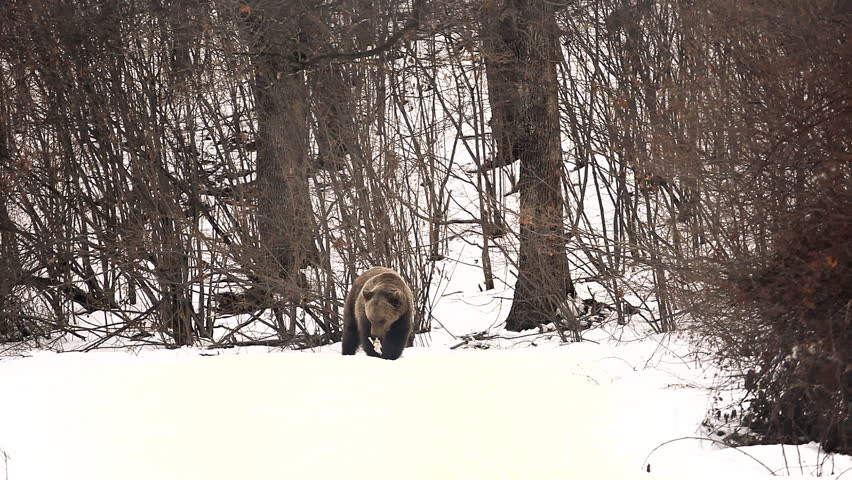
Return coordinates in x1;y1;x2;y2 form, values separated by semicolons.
235;1;319;341
480;0;575;331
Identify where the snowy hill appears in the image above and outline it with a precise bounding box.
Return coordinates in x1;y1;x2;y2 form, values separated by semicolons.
1;321;849;479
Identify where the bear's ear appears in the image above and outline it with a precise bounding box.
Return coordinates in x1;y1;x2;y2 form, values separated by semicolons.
362;289;375;301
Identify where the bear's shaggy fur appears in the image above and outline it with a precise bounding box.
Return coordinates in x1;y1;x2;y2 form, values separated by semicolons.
341;266;414;360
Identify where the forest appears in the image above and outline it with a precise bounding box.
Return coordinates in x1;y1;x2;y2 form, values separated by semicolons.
0;0;849;466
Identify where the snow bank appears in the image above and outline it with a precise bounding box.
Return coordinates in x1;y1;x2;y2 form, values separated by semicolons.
2;333;848;480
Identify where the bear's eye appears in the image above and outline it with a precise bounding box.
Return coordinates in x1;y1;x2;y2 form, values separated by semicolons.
388;295;401;308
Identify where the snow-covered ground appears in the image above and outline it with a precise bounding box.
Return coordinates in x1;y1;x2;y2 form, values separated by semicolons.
1;282;850;480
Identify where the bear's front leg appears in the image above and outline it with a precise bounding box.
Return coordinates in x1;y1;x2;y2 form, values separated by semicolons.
341;327;359;355
379;319;410;360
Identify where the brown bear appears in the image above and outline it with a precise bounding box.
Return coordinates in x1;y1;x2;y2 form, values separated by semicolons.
341;266;414;360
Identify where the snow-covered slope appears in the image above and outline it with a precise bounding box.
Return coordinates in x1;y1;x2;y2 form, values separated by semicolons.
1;325;848;480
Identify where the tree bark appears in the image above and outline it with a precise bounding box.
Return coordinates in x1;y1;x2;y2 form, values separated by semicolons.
481;4;520;171
309;63;359;172
481;0;574;331
0;119;23;339
243;2;317;301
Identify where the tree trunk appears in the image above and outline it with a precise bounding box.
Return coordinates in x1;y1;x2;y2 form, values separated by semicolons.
0;119;24;339
481;6;520;172
243;2;317;301
481;0;574;331
309;63;359;172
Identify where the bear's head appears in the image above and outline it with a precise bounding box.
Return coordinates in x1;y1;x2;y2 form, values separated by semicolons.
361;277;407;338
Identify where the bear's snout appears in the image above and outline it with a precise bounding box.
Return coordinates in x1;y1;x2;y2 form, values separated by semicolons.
369;323;386;338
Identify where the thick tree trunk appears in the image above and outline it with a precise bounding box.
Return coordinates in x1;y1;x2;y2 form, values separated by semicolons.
254;66;314;278
0;119;24;339
0;197;22;341
481;9;520;172
482;0;574;331
309;64;359;172
243;3;317;301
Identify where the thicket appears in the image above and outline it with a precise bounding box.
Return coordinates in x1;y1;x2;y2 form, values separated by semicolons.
0;0;848;453
663;1;850;453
